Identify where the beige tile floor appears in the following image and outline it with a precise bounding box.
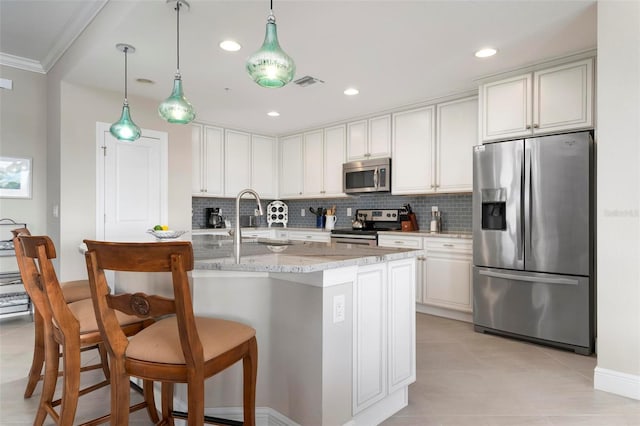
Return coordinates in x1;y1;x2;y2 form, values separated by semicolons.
1;312;639;425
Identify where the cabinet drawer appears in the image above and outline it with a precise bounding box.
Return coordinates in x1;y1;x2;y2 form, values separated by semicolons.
424;238;471;253
378;235;423;249
288;231;330;243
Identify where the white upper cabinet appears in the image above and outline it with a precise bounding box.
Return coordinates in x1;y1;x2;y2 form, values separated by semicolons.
323;124;347;197
192;123;224;197
251;134;278;199
303;130;324;197
279;134;304;198
480;58;594;142
436;96;478;192
224;130;252;196
347;115;391;161
392;106;435;194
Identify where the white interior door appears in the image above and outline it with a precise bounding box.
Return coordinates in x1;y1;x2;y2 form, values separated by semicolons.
96;123;168;241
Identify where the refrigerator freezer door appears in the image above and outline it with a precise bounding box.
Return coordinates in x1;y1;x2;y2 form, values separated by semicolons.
473;266;592;353
473;140;524;270
524;132;591;276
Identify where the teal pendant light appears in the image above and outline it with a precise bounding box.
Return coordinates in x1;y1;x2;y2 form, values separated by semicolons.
246;0;295;88
110;44;141;142
158;0;195;124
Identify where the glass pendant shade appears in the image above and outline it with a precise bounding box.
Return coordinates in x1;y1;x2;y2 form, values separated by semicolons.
246;14;295;88
110;43;141;142
158;75;196;123
110;103;141;141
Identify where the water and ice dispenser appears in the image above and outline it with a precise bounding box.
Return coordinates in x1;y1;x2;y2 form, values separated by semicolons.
481;188;507;231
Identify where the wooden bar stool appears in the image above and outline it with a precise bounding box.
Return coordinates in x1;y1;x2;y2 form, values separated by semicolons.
15;234;159;426
11;227;95;399
84;239;258;426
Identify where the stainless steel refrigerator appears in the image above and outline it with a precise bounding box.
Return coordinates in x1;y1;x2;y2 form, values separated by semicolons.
472;131;594;355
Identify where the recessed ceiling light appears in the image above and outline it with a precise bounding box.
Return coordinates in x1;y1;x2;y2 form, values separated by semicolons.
267;111;280;117
475;48;497;58
344;88;359;96
220;40;241;52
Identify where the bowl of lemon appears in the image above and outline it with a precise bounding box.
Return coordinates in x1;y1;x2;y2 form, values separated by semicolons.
147;225;186;240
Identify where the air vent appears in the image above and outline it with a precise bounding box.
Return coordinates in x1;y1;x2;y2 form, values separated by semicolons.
294;76;325;87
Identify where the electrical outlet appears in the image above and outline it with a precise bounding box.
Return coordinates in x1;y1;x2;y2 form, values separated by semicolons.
347;207;352;217
333;294;345;323
301;209;305;217
431;206;439;212
254;208;260;216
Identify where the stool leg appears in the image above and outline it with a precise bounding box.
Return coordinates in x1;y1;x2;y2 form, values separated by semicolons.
243;337;258;426
34;336;59;426
24;308;45;398
58;334;81;425
143;380;160;424
110;359;131;426
186;375;204;426
161;382;175;426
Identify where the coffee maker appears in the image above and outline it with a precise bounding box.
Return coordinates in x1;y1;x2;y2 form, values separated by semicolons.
205;208;225;228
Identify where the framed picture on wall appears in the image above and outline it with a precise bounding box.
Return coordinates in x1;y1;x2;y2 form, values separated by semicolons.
0;157;32;199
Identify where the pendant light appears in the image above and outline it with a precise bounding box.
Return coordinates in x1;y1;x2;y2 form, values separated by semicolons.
158;0;196;124
246;0;295;88
110;44;141;142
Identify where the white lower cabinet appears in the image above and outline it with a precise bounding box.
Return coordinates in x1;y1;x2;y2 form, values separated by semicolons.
422;238;473;313
379;234;473;321
353;259;416;415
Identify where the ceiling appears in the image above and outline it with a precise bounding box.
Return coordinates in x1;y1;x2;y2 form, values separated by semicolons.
0;0;597;136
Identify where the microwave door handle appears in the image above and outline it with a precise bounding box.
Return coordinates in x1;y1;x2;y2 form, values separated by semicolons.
373;167;379;189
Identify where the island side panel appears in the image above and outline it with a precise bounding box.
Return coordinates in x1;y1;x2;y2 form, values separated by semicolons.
191;270;327;425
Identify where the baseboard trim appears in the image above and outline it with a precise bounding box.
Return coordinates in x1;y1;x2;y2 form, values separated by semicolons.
594;366;640;400
416;303;472;323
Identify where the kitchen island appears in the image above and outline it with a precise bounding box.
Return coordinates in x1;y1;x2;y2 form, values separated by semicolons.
183;234;420;426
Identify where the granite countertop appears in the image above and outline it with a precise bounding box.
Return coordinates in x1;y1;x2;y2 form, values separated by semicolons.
191;226;331;234
192;234;421;273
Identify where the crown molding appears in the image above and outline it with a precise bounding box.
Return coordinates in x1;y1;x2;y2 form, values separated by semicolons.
0;52;45;74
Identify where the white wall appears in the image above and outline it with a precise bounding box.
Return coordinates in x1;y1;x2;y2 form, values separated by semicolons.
0;66;47;233
595;0;640;400
53;82;192;281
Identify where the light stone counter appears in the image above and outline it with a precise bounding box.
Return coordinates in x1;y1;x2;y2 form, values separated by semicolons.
192;233;421;273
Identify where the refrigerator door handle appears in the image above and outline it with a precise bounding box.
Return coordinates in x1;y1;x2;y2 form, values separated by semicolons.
517;152;524;262
524;146;532;263
479;270;579;286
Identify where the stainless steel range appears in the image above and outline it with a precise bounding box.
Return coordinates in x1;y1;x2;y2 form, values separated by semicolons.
330;208;405;246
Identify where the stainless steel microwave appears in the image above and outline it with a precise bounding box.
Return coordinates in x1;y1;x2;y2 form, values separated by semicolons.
343;158;391;194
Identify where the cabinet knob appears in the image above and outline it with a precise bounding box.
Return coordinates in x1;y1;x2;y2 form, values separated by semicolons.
533;123;539;129
526;125;532;130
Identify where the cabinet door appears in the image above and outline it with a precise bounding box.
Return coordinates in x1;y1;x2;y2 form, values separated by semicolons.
368;114;392;159
203;126;224;196
346;120;368;161
323;125;346;197
303;130;324;197
279;134;304;198
533;58;593;134
192;124;204;195
353;263;387;414
251;134;277;199
423;240;472;312
481;73;532;142
224;130;251;196
436;97;478;192
392;106;435;194
387;258;416;394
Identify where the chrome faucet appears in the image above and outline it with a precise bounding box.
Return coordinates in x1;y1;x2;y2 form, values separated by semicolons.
234;188;264;261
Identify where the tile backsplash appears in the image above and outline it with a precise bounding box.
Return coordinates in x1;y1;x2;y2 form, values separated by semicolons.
193;193;471;233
